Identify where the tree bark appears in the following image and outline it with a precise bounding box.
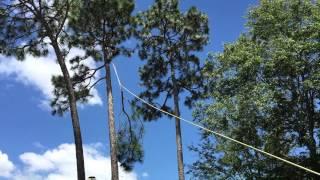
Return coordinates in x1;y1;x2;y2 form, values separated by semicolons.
170;65;185;180
105;62;119;180
306;92;319;178
51;41;86;180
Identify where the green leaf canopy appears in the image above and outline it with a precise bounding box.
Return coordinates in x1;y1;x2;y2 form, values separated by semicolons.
190;0;320;179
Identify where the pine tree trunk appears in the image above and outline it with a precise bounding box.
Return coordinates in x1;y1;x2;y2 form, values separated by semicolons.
171;65;185;180
173;90;185;180
104;62;119;180
52;41;86;180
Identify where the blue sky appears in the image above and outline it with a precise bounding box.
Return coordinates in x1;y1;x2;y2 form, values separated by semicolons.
0;0;257;179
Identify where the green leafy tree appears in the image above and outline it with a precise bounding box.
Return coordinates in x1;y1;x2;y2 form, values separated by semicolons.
51;0;143;178
190;0;320;179
133;0;209;179
0;0;86;179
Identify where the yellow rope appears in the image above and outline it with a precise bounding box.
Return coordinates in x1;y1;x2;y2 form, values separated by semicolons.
111;63;320;176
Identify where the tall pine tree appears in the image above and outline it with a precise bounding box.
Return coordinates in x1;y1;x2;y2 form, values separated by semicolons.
51;0;143;179
133;0;209;179
0;0;86;179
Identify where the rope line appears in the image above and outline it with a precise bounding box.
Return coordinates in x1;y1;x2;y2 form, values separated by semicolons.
111;63;320;176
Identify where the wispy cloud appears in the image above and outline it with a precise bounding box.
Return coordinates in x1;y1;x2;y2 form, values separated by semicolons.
142;172;149;178
32;142;46;150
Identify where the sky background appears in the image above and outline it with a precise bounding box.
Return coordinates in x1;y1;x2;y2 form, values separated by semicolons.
0;0;257;179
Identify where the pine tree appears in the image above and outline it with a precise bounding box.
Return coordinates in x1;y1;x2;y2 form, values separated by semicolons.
0;0;86;179
190;0;320;179
51;0;143;179
133;0;209;179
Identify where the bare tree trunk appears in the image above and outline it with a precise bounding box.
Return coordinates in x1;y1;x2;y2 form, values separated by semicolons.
173;90;185;180
52;41;86;180
105;62;119;180
171;65;185;180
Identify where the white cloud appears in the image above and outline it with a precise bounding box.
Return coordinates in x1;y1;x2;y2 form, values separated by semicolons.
0;143;137;180
0;48;103;108
0;151;15;178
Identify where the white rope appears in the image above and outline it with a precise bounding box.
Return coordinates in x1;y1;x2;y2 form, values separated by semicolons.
111;63;320;176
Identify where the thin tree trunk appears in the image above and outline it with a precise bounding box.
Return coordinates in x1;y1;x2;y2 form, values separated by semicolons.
173;91;185;180
306;92;318;179
104;62;119;180
51;41;86;180
30;1;85;178
170;65;185;180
